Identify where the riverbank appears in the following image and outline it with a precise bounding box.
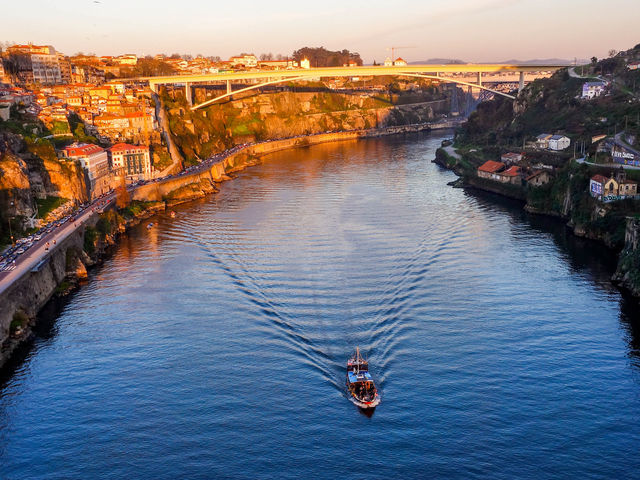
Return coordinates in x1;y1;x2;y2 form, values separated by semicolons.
0;120;457;371
433;142;640;300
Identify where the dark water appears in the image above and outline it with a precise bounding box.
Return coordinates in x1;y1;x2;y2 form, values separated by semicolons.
1;133;640;479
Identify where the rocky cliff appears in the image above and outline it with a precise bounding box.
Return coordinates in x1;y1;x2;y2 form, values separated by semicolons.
613;217;640;296
162;88;448;164
0;132;88;236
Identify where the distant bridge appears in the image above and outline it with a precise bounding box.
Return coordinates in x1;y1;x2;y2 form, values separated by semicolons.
130;64;567;110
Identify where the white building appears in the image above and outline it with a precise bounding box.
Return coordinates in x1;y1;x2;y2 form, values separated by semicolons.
536;133;552;149
6;44;62;85
115;54;138;65
300;58;311;69
581;81;606;99
384;57;393;67
394;57;407;66
229;55;258;68
548;134;570;151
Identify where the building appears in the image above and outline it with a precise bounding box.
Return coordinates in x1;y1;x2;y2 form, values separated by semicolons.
393;57;407;66
589;174;607;197
501;152;523;164
115;54;137;65
525;170;552;187
495;165;522;185
581;81;606;99
536;133;552;149
229;55;258;68
627;61;640;70
548;134;570;151
384;57;393;67
477;160;505;180
300;58;311;69
590;171;638;199
6;44;62;85
62;143;112;198
108;143;151;183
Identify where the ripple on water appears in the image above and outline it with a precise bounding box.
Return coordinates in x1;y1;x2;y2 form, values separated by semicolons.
1;133;640;479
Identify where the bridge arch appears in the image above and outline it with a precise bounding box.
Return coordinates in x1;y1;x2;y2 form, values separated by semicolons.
188;71;515;110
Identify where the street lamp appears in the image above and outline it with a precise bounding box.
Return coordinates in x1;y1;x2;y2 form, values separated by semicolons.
8;201;14;246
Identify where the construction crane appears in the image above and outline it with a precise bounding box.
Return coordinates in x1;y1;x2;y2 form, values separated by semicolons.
386;46;416;64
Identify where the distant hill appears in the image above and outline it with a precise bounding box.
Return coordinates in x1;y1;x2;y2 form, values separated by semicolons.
409;58;466;65
410;58;578;65
496;58;576;65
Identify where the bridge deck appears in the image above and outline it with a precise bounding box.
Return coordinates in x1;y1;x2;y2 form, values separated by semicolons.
135;64;567;87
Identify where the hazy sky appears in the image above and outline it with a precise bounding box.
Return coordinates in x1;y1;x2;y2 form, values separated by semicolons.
3;0;639;62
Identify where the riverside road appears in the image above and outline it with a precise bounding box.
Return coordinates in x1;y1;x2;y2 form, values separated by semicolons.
0;192;116;296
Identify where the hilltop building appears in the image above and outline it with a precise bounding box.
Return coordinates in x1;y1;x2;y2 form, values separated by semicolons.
6;45;62;85
229;55;257;68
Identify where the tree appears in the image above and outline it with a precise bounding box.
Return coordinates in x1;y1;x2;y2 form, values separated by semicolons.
591;57;598;65
115;184;130;209
291;46;363;67
608;49;618;58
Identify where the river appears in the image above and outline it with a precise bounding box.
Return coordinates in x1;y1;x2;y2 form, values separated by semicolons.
1;132;639;479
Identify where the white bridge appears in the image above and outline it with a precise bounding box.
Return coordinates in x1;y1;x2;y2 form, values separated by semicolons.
130;64;567;110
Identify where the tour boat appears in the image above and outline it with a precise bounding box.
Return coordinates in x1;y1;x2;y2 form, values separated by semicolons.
346;347;380;409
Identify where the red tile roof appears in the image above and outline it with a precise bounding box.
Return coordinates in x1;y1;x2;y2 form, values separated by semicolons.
591;174;608;184
525;170;548;181
501;166;521;177
109;142;149;152
478;160;505;173
63;143;104;156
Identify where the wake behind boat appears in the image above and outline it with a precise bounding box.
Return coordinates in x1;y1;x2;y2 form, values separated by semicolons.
346;347;380;409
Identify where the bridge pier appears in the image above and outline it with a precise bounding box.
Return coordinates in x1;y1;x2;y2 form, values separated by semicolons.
226;80;232;95
185;82;192;106
518;72;525;92
477;72;482;88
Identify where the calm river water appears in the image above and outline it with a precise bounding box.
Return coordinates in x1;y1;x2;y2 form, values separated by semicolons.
1;132;640;479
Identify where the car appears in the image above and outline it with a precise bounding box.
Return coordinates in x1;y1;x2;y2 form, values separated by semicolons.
34;234;42;241
16;248;25;254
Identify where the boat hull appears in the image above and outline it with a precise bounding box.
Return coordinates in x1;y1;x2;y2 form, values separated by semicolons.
348;393;381;409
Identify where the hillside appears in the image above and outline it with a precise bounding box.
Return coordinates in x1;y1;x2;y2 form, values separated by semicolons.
438;42;640;295
162;81;452;165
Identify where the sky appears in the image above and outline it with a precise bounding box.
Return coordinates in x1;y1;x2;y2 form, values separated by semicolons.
3;0;639;63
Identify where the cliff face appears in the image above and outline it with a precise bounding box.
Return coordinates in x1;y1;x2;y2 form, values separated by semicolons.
23;139;88;202
614;217;640;296
163;89;447;162
0;151;36;218
0;134;88;233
